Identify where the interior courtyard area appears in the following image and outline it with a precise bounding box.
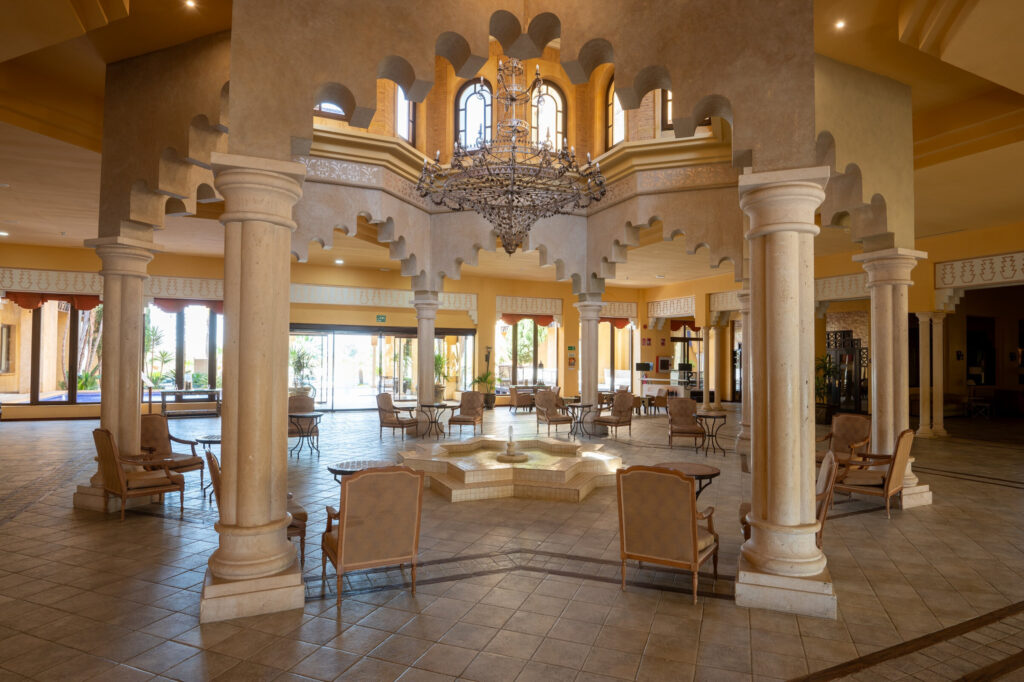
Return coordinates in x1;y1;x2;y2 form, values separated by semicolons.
1;0;1024;680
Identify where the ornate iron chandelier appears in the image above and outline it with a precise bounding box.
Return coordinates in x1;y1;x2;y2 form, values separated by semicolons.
417;58;606;255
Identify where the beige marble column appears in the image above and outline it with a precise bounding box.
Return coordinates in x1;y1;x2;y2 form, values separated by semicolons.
916;313;933;437
73;238;154;512
931;312;948;437
413;291;439;435
734;167;836;619
734;290;752;464
200;153;305;623
575;296;602;410
701;325;711;410
711;320;727;410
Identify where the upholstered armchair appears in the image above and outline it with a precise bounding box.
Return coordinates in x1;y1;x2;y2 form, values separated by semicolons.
536;389;572;436
287;394;320;440
322;466;425;602
594;391;634;438
739;450;839;547
377;393;417;439
816;413;870;465
93;428;184;521
508;386;534;413
667;397;705;451
206;450;307;566
653;388;669;415
140;414;205;487
617;465;719;603
449;390;485;436
835;429;915;518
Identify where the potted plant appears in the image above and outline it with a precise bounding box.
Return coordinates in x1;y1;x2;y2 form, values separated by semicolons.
433;352;448;403
290;348;317;396
473;371;497;410
815;353;839;424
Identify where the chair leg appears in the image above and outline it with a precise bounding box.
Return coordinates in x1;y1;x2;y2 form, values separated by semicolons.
337;571;343;604
200;467;204;488
120;495;126;521
179;488;184;518
692;572;699;605
411;563;417;595
621;561;626;590
299;535;306;567
886;496;891;519
713;549;719;580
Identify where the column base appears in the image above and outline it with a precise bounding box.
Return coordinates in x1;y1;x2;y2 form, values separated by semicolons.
72;483;152;513
931;426;948;437
916;426;933;438
200;559;305;623
734;556;836;619
899;484;933;509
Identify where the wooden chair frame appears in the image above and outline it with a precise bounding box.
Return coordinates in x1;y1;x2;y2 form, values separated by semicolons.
93;428;184;521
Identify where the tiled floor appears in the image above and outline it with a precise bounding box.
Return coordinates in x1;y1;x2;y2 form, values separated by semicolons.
0;406;1023;680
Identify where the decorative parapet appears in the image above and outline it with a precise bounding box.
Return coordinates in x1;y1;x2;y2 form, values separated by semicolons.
495;295;563;326
0;267;223;300
815;273;868;302
648;296;696;319
601;301;639;326
709;291;741;312
291;284;477;322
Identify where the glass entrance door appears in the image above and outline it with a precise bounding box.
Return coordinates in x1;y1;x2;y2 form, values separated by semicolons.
331;333;378;409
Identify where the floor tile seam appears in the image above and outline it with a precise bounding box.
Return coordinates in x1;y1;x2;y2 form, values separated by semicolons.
790;597;1024;681
911;466;1024;488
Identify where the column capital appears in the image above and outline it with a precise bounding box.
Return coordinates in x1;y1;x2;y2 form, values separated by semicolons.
212;152;305;230
739;166;829;239
915;311;933;323
574;297;603;320
735;288;751;312
853;248;928;287
931;310;947;323
86;238;155;278
412;290;439;318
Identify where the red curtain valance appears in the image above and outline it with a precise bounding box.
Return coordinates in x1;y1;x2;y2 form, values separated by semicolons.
2;292;102;311
152;298;224;314
600;317;631;329
501;313;555;327
670;319;701;332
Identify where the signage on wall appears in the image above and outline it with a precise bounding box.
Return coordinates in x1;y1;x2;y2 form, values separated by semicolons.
376;314;387;323
568;356;576;370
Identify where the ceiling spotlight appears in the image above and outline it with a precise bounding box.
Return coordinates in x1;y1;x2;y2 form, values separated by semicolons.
835;19;845;29
0;183;10;189
654;274;666;279
0;231;8;237
378;268;390;272
334;259;344;265
185;0;196;7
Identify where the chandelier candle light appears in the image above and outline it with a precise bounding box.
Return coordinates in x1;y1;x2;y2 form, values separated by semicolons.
417;58;607;254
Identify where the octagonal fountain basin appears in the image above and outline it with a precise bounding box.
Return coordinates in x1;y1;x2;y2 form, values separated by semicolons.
399;436;622;503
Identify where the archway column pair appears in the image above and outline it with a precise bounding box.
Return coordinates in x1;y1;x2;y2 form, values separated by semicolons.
200;153;306;622
854;249;932;508
73;238;154;512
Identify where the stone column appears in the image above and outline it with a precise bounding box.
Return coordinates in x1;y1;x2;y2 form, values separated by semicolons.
734;167;836;619
73;238;153;512
916;313;932;437
575;296;602;409
701;325;711;410
734;290;752;464
711;320;727;410
200;153;305;623
931;312;948;437
413;291;440;434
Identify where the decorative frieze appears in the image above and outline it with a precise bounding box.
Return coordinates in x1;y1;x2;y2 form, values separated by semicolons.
291;284;477;322
815;273;869;302
601;301;638;325
709;291;741;312
648;296;696;319
495;296;563;326
0;267;223;300
935;251;1024;289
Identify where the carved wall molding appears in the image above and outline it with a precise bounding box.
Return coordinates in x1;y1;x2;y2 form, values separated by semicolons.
815;273;869;302
648;296;696;319
291;284;477;322
601;301;639;326
935;251;1024;290
709;291;741;312
495;295;563;326
0;268;223;300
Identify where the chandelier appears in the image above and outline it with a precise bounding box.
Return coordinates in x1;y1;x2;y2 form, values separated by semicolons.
417;57;606;255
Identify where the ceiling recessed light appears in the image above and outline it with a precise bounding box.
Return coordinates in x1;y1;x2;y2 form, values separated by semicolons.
378;268;390;272
0;231;8;237
835;19;845;29
654;274;666;279
0;183;10;189
334;259;344;265
185;0;196;7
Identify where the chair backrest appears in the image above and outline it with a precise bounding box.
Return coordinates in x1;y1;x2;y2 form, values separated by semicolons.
535;389;557;414
289;394;314;413
829;414;871;458
459;390;484;417
885;429;915;497
140;413;173;458
206;451;222;505
612;391;633;419
336;466;424;568
816;451;839;546
377;393;401;426
93;428;127;494
509;386;519;401
667;397;699;426
654;388;669;407
617;466;698;565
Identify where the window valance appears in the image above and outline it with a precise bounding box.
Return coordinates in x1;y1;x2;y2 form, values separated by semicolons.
2;292;102;311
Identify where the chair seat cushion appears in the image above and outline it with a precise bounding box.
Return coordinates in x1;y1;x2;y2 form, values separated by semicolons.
288;500;308;524
288;425;320;437
449;414;482;424
594;416;628;425
125;469;184;489
540;414;572;424
696;526;717;552
840;471;886;487
322;529;338;563
164;454;204;469
670;425;704;435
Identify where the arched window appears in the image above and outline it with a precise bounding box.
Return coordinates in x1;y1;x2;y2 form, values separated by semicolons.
313;101;345;120
455;79;492;148
606;79;624;149
395;85;415;145
531;82;566;147
661;89;673;131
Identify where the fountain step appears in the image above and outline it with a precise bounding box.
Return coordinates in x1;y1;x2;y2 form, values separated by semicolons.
426;470;616;503
453;457;620;485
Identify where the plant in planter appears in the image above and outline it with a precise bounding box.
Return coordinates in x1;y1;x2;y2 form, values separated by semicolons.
815;353;839;424
473;371;497;410
290;348;317;396
433;352;448;403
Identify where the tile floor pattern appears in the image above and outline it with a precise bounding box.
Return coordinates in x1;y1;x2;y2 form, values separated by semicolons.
0;406;1021;680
